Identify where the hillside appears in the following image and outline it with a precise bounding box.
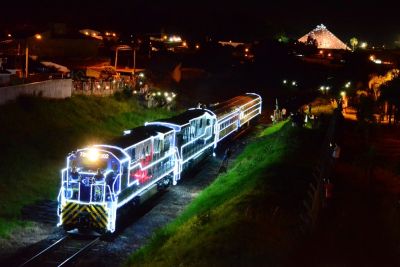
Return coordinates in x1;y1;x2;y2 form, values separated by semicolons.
0;95;177;237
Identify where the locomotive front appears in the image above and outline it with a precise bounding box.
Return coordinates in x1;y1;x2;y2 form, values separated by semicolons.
57;146;128;234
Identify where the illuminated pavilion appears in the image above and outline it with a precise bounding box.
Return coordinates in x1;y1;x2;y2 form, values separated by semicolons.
298;24;350;50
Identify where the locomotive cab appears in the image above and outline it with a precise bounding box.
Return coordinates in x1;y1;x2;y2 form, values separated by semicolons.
58;146;129;234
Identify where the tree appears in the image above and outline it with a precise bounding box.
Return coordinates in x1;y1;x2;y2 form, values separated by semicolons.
356;94;375;123
350;37;358;51
379;77;400;124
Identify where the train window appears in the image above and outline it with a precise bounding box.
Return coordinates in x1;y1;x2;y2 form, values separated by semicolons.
154;139;160;153
207;119;210;126
164;139;170;151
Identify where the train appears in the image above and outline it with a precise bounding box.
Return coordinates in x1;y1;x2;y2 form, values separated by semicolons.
57;93;262;234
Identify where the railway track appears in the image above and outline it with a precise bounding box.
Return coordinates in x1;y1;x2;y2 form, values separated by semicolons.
19;235;100;267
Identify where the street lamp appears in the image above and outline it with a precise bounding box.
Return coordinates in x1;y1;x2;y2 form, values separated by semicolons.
319;85;330;94
25;33;43;79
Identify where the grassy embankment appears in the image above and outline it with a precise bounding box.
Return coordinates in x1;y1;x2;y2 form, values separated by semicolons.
127;120;324;266
0;95;177;237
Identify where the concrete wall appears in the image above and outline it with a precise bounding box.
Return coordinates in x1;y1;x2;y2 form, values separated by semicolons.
0;79;72;105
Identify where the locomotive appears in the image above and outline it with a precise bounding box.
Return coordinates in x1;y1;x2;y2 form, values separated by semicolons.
57;93;262;234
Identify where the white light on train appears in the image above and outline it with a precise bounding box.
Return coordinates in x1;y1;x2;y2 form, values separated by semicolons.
88;148;99;162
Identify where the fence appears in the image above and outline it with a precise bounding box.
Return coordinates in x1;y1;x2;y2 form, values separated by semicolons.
72;79;136;96
299;108;342;234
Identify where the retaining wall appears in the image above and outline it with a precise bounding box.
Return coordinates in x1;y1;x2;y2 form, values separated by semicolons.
0;79;72;105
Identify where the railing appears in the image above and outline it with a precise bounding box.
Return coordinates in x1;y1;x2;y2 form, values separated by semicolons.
72;79;135;96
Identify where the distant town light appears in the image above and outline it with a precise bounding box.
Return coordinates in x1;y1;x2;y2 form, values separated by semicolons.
182;41;187;47
326;86;330;90
292;81;296;86
320;86;325;90
195;44;200;49
169;36;182;42
7;33;11;38
360;42;368;49
164;92;169;97
35;34;42;40
157;92;161;96
105;86;110;90
112;33;116;37
283;80;287;84
166;96;173;102
340;91;346;97
84;31;89;35
139;73;145;78
97;85;101;89
245;48;249;52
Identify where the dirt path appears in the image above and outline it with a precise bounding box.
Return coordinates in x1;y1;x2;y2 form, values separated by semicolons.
294;121;400;266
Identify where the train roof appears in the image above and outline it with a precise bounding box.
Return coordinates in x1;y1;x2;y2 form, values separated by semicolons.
210;94;260;119
111;125;173;148
147;109;213;130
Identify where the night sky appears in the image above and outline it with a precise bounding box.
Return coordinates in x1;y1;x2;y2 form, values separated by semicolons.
1;0;399;45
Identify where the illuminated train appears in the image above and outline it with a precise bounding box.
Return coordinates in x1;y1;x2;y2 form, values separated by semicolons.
57;93;262;234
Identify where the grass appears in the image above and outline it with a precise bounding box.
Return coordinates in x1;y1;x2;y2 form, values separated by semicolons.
127;120;324;267
0;95;177;237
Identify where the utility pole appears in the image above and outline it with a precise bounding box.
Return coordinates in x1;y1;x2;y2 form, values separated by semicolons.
133;48;136;74
114;48;119;70
25;45;29;79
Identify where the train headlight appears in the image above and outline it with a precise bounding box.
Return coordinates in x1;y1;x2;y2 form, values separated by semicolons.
88;148;99;162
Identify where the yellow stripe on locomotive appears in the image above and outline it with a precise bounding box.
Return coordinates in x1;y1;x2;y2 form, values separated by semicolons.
60;202;108;232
